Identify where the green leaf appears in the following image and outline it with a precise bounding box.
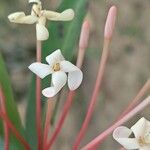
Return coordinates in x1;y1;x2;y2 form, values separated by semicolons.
25;76;37;150
25;0;88;148
0;53;24;149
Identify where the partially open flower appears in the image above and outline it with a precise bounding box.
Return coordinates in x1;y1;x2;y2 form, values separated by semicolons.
8;0;74;41
28;49;83;97
113;117;150;150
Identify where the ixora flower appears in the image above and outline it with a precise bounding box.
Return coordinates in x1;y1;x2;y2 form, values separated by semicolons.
28;49;83;97
113;117;150;150
8;0;74;41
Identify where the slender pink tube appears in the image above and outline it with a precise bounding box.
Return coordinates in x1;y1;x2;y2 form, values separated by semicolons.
81;96;150;150
0;86;30;150
46;20;90;149
104;6;117;39
72;6;117;150
0;87;9;150
0;111;31;150
36;40;43;150
118;79;150;119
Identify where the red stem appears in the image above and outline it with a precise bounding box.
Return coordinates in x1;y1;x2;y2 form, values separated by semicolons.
36;40;42;150
0;111;30;150
0;87;9;150
45;21;89;149
72;39;111;150
46;91;75;149
117;79;150;119
43;100;53;149
81;95;150;150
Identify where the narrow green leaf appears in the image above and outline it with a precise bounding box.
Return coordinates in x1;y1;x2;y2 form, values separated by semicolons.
25;76;37;150
0;53;24;149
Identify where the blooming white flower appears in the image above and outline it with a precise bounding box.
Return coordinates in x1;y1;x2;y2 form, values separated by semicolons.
113;117;150;150
8;0;74;41
28;49;83;97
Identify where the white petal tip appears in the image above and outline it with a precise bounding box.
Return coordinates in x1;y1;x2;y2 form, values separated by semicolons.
29;0;41;4
59;9;75;21
36;24;49;41
8;12;25;22
42;88;56;98
68;70;83;90
28;63;47;79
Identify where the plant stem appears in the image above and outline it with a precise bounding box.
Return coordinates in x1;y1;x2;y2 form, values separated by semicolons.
81;95;150;150
46;91;75;149
46;21;89;149
72;39;111;150
43;100;53;149
36;40;42;150
0;87;9;150
117;79;150;119
46;45;86;150
0;111;31;150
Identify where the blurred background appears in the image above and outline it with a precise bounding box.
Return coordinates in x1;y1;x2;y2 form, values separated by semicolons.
0;0;150;149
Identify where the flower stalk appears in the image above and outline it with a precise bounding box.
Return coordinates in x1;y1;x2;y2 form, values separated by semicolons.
0;87;30;150
81;95;150;150
118;79;150;119
72;6;117;150
0;111;31;150
43;100;53;149
46;20;90;149
0;87;9;150
36;40;43;150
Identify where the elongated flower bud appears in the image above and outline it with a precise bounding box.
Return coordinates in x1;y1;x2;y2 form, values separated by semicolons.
79;20;90;49
104;6;117;39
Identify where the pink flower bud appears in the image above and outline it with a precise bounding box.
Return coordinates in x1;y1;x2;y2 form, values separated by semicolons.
104;6;117;39
79;20;90;49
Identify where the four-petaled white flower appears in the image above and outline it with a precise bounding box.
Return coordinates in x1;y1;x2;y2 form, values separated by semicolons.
28;49;83;97
113;117;150;150
8;0;74;41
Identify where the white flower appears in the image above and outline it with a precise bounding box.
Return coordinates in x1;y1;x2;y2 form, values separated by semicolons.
113;117;150;150
28;49;83;97
8;0;74;41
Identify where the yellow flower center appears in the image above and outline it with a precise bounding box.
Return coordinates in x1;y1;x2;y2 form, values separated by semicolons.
53;63;60;72
138;133;150;146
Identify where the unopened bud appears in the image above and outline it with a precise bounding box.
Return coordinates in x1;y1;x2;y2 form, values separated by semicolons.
79;20;90;49
104;6;117;39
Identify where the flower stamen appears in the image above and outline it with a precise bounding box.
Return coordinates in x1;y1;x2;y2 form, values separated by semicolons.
53;63;60;72
138;133;150;146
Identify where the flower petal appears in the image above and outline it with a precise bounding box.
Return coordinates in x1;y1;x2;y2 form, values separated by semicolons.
44;9;74;21
68;70;83;90
36;23;49;41
60;60;83;90
113;126;140;149
60;60;79;72
28;62;52;79
46;49;65;65
29;0;41;4
143;118;150;136
131;117;147;138
43;10;61;20
8;12;37;24
140;145;150;150
42;71;67;97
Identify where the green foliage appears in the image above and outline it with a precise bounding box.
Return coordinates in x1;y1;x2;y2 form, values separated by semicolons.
25;0;88;149
0;53;24;149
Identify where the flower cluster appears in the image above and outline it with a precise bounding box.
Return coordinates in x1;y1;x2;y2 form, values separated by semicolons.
8;0;81;98
4;1;150;150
